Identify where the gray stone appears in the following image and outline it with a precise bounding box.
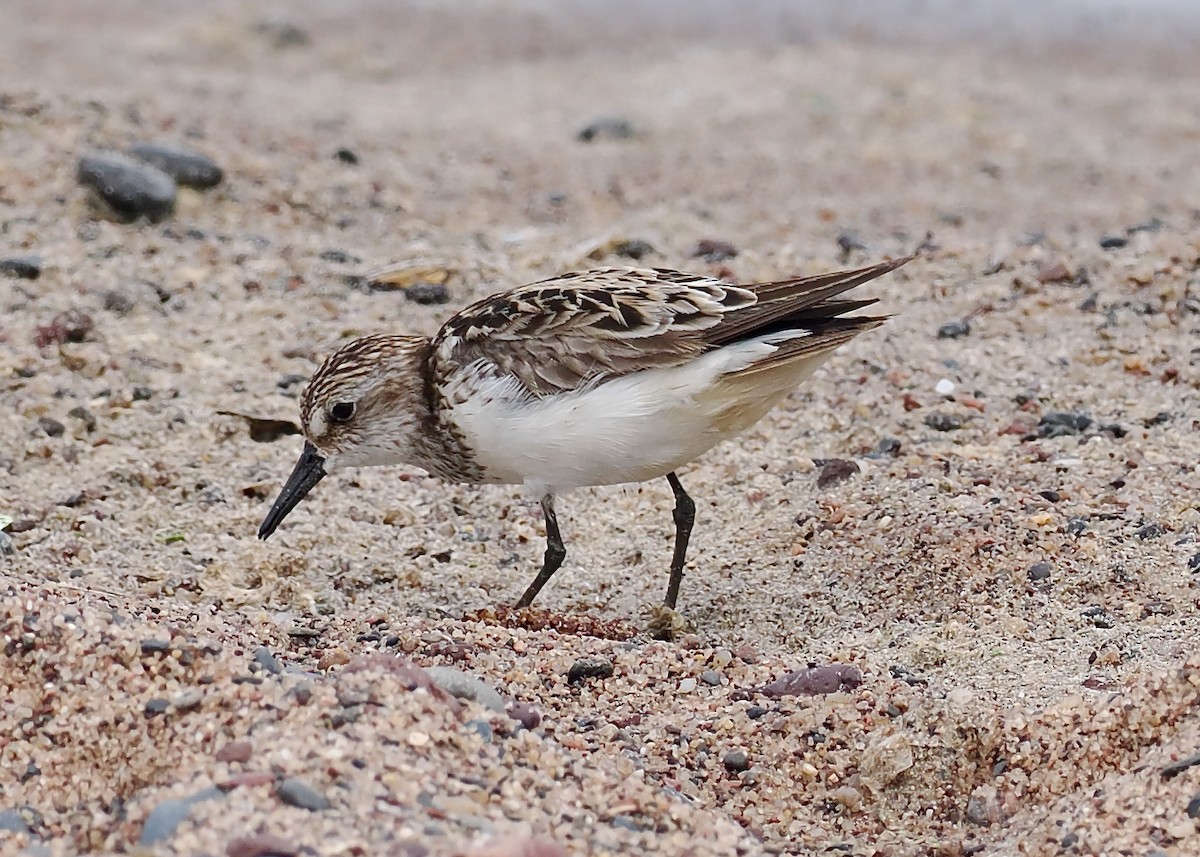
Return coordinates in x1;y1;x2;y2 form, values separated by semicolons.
129;143;223;189
253;647;283;675
0;808;30;833
276;777;331;811
77;152;176;222
138;787;223;845
424;666;505;712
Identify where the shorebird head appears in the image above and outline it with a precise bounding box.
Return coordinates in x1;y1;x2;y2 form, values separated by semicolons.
258;334;429;539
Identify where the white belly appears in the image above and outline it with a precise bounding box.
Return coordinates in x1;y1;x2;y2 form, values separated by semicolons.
445;334;835;495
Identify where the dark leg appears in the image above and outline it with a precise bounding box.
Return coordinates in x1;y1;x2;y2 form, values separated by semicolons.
663;472;696;610
515;494;567;608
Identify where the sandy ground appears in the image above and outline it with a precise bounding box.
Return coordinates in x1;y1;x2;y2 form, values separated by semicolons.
3;1;1200;854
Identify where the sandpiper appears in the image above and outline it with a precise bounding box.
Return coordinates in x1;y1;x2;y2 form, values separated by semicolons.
259;257;910;624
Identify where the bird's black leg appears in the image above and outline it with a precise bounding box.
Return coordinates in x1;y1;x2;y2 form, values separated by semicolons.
663;471;696;610
515;493;567;608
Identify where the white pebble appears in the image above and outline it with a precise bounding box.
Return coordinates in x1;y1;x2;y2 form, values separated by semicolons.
678;678;697;693
935;378;956;396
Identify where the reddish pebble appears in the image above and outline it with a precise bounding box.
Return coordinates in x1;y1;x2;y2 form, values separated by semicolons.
902;393;922;411
227;833;299;857
469;837;567;857
758;664;863;698
215;740;253;763
218;771;276;790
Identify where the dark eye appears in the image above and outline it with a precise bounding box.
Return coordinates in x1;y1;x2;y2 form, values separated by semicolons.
328;401;356;423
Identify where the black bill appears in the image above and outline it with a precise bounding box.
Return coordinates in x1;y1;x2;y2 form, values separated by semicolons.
258;441;327;540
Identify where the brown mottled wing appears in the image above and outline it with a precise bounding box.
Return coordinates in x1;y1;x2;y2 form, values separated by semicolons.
431;258;910;396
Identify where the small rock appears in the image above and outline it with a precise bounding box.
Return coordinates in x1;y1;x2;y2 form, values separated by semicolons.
144;698;170;716
1136;522;1164;540
836;231;867;255
1187;792;1200;820
1066;517;1088;536
276;777;331;811
78;152;177;222
0;256;42;280
722;750;750;773
875;437;902;456
934;378;956;396
965;785;1001;825
506;701;541;730
816;458;859;488
936;319;970;339
889;665;928;685
1081;605;1115;629
35;309;94;347
404;282;451;305
0;808;30;833
227;833;300;857
139;788;223;845
252;647;283;675
1027;562;1052;582
140;639;171;655
758;664;862;698
424;666;505;712
129;143;223;189
215;740;253;763
319;249;360;264
1187;553;1200;573
567;657;614;684
255;18;310;48
1038;490;1061;503
1099;235;1128;249
0;532;15;556
577;117;634;142
610;816;640;831
333;147;359;165
699;669;722;686
465;719;493;742
689;238;738;262
924;412;962;432
611;238;655;260
678;677;697;692
1036;260;1072;283
746;705;768;719
1038;411;1092;438
37;417;65;437
67;406;97;433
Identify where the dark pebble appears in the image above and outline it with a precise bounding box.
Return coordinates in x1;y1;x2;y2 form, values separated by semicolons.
507;701;542;730
876;437;902;456
1038;490;1061;503
276;373;307;391
1038;411;1092;438
577;117;635;142
746;705;768;719
836;231;867;254
924;412;962;432
1028;562;1052;582
78;152;177;222
888;664;928;685
1188;553;1200;573
1066;517;1088;536
1078;292;1098;312
1163;752;1200;779
1099;422;1127;438
144;698;170;716
140;638;171;655
1188;793;1200;819
1144;411;1171;428
699;669;722;686
612;238;655;260
1060;832;1078;848
255;19;310;47
276;777;331;811
67;406;97;433
252;647;283;675
722;749;751;773
138;787;223;845
1099;235;1128;249
404;282;450;305
132;385;154;401
227;833;300;857
129;143;223;189
937;319;971;339
319;249;359;264
0;256;42;279
610;815;640;832
567;656;614;684
37;417;65;438
759;664;862;698
333;147;359;165
816;458;860;488
35;309;94;348
1081;606;1115;629
1136;523;1165;540
689;238;738;262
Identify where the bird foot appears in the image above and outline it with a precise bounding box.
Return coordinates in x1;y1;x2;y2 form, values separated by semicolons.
645;605;695;641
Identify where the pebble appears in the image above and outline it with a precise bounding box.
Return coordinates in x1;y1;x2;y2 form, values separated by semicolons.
699;670;722;686
1038;411;1092;437
424;666;505;712
404;282;450;305
465;719;493;742
936;319;970;339
746;705;768;719
333;147;360;165
215;740;253;763
1066;517;1089;536
924;412;962;432
0;256;42;279
506;701;541;730
1028;562;1052;582
1136;523;1164;540
0;808;30;833
678;678;697;692
816;458;860;489
611;238;655;260
689;238;738;262
227;833;300;857
934;378;956;396
276;777;331;811
77;152;177;221
1187;793;1200;819
129;142;224;189
836;231;867;254
1099;235;1128;249
1188;553;1200;573
253;647;283;675
37;417;65;438
144;698;170;716
722;749;750;772
566;657;614;684
758;664;863;697
577;117;635;142
67;406;97;433
138;787;223;845
0;532;15;557
1081;606;1116;629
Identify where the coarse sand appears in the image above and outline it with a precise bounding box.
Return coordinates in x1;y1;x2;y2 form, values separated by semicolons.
2;2;1200;855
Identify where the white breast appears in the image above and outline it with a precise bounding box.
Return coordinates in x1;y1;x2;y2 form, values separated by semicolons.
445;332;833;496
